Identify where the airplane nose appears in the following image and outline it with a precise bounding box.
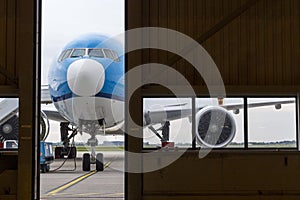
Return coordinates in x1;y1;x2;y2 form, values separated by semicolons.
67;59;105;96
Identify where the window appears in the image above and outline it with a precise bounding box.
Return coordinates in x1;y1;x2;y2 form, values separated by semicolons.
111;50;120;62
88;48;104;58
58;49;73;62
143;98;192;148
0;98;19;151
196;98;244;148
70;49;85;58
57;50;66;62
142;96;297;150
247;98;297;148
61;49;72;60
103;49;120;62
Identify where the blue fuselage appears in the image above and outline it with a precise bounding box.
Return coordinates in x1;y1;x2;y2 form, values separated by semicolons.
48;34;124;128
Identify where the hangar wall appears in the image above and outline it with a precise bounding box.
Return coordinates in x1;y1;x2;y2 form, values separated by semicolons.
0;0;18;87
127;0;300;199
0;0;37;199
136;0;300;87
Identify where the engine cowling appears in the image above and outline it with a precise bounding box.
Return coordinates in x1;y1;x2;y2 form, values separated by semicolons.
0;115;19;141
40;111;50;141
195;106;236;148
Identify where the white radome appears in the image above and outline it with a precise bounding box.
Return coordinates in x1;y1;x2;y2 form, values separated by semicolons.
67;59;105;97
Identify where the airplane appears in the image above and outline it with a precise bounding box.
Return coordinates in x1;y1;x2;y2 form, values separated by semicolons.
42;34;124;171
0;33;296;171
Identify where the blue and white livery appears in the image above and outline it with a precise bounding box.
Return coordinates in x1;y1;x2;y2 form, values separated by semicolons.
44;34;124;171
48;34;124;133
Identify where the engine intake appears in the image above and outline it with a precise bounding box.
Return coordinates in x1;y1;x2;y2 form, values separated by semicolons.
195;106;236;148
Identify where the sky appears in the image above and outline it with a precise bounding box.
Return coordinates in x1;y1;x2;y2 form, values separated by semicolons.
41;0;297;147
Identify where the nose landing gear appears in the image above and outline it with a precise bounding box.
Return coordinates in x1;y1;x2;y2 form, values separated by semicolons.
82;122;104;171
82;137;104;171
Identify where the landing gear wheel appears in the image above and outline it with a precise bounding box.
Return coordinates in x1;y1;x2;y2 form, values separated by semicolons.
55;147;62;159
82;153;91;171
41;164;49;173
96;153;104;171
68;147;77;159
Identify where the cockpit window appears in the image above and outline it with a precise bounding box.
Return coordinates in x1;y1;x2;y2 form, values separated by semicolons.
62;49;72;60
58;50;66;62
58;49;73;62
71;49;85;58
57;48;120;62
103;49;120;62
88;49;104;58
111;50;121;62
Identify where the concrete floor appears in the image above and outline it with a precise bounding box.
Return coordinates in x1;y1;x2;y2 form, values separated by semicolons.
40;151;124;200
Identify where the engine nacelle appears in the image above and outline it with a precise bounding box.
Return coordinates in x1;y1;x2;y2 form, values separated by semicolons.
195;106;236;148
40;111;50;141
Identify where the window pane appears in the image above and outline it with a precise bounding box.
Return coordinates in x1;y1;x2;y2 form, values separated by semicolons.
111;50;120;62
143;98;192;148
71;49;85;57
248;98;297;148
57;50;66;62
196;98;244;148
88;49;104;58
0;98;19;151
61;49;72;61
103;49;120;61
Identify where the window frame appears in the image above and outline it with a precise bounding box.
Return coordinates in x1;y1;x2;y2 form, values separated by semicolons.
142;95;299;151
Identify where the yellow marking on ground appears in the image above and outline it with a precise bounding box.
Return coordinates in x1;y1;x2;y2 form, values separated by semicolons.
104;161;112;168
46;160;113;196
46;170;97;196
105;192;124;197
42;192;124;198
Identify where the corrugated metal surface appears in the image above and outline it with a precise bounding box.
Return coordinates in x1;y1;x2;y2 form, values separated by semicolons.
0;0;17;86
134;0;300;86
126;1;300;200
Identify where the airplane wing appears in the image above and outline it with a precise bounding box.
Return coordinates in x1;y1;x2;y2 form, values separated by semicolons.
144;108;192;125
144;99;295;126
41;85;69;122
222;100;295;111
42;110;68;122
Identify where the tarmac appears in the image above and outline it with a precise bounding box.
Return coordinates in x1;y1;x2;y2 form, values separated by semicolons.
40;151;124;200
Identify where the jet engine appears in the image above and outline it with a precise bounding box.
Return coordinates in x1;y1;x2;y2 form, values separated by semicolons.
195;106;236;148
40;111;50;141
0;115;19;141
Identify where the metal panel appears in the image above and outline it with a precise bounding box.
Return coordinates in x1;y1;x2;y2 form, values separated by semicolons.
16;0;37;199
0;0;17;87
126;0;300;199
135;0;300;87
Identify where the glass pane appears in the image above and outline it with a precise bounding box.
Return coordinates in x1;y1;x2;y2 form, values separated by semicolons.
70;49;85;57
61;49;72;61
196;98;244;148
143;98;192;148
103;49;115;61
248;98;297;148
0;98;19;150
111;50;120;62
88;49;104;58
57;50;66;62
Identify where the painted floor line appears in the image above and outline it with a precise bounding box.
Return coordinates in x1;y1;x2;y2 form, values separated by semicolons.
46;160;113;196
